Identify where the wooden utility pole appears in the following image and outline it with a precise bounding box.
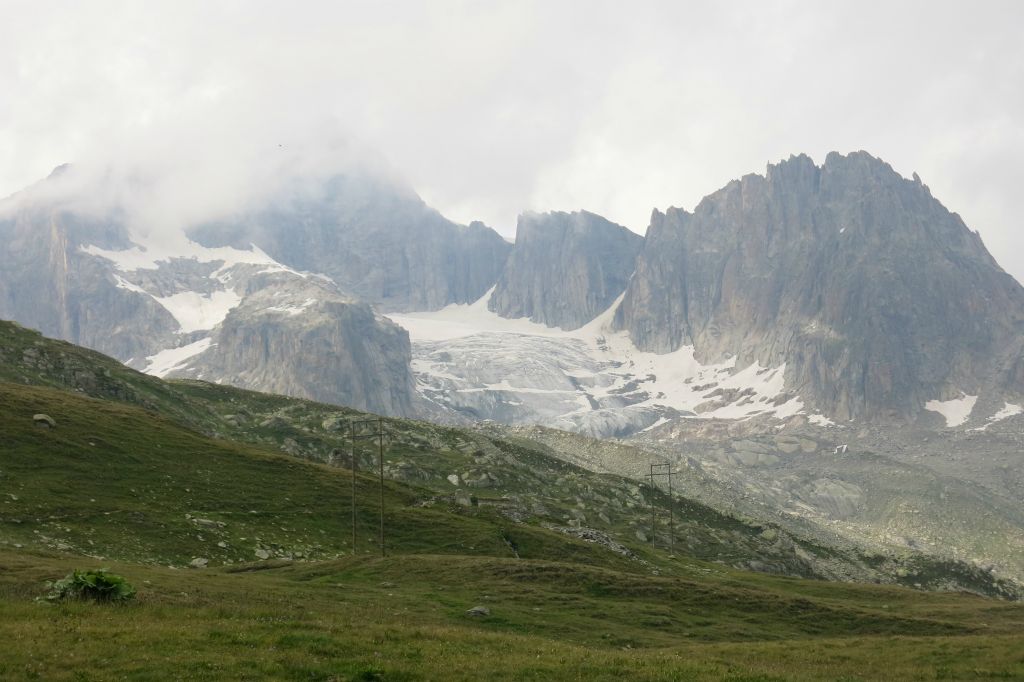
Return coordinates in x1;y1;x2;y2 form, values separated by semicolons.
350;418;388;557
648;462;676;554
378;419;385;558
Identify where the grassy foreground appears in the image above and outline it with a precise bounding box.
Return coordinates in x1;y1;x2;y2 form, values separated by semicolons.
2;549;1024;681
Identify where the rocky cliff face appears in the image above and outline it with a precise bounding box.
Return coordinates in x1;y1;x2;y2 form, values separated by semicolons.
188;173;511;311
0;179;181;361
613;152;1024;421
171;276;416;416
488;210;644;329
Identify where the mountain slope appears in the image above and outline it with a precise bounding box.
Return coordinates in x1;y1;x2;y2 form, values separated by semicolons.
5;326;1024;680
2;317;1020;597
0;319;838;579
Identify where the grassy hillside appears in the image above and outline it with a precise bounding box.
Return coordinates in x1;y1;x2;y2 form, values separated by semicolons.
2;318;1020;596
4;321;1024;678
0;382;638;570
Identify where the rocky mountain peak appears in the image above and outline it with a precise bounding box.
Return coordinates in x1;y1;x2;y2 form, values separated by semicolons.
189;171;511;312
47;163;74;179
614;151;1024;422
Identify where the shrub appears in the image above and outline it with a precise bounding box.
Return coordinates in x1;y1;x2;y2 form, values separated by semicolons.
45;569;137;603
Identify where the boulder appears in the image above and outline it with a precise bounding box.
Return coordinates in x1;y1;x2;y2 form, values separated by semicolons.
32;413;56;429
322;416;346;432
259;416;290;429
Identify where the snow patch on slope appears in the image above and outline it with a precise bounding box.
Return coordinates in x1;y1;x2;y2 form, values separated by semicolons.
808;414;836;427
925;393;977;427
152;290;242;334
390;286;560;340
144;337;213;377
112;273;147;294
81;231;323;338
970;402;1023;431
81;231;333;380
265;298;317;316
990;402;1023;422
81;240;283;273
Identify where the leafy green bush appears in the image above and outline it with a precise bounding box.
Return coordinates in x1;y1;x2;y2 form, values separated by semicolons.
45;569;136;603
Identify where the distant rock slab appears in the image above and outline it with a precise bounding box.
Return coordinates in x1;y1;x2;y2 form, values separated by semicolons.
489;210;643;330
168;276;416;417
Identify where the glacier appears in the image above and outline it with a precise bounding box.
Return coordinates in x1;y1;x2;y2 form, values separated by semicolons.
387;290;806;438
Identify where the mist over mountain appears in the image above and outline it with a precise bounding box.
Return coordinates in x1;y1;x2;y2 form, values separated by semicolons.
0;161;453;415
0;168;176;361
189;173;511;312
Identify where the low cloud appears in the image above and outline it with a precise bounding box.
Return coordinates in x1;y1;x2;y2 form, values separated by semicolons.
2;1;1022;281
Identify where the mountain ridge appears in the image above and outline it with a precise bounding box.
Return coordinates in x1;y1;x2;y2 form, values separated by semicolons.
1;151;1021;427
612;150;1024;421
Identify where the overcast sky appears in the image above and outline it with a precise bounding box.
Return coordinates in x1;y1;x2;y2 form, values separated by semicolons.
2;0;1022;281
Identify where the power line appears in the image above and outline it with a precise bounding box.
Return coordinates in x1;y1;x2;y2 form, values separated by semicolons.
350;418;387;557
648;462;676;555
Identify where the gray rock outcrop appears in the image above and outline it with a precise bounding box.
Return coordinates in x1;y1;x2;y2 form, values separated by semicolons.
171;275;416;416
0;170;180;361
488;210;643;329
613;151;1024;421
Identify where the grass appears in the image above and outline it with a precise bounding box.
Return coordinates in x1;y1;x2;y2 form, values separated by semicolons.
3;318;1018;597
0;382;638;571
4;383;1024;679
2;550;1024;681
4;320;1024;678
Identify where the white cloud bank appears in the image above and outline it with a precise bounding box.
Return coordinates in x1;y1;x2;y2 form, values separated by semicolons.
2;0;1023;282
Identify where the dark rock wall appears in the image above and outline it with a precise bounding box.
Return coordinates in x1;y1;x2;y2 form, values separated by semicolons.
489;210;643;330
0;206;179;361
